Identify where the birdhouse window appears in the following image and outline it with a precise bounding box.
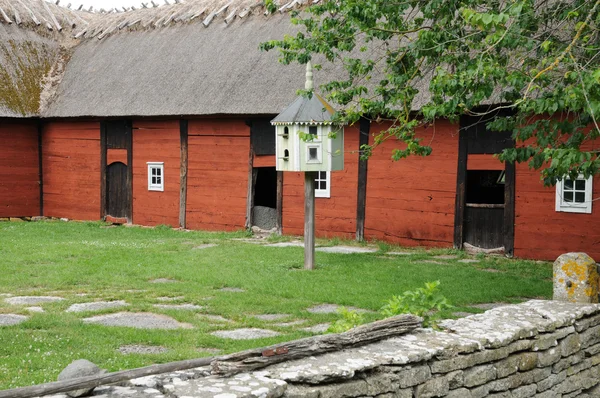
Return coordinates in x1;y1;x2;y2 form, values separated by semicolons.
283;149;289;160
147;162;164;191
283;127;289;137
556;175;592;213
309;126;317;136
315;171;330;198
306;144;321;163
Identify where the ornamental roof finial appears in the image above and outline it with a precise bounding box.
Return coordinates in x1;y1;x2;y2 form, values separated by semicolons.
305;61;313;91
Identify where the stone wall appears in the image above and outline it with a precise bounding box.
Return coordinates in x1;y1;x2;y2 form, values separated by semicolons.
49;300;600;398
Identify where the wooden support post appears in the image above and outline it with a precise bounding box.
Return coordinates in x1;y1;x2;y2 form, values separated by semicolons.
304;171;316;270
126;120;133;224
244;144;255;229
37;120;43;217
179;119;188;229
453;127;468;249
356;117;370;241
504;160;515;256
100;122;107;220
276;170;283;235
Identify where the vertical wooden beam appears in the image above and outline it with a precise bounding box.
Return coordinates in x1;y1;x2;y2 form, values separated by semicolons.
37;120;44;217
100;122;107;220
276;171;283;235
179;119;189;229
453;127;468;249
504;160;516;257
356;117;370;241
245;143;255;229
126;120;133;224
304;171;316;270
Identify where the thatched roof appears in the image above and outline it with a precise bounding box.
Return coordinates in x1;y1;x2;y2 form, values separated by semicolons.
0;0;92;33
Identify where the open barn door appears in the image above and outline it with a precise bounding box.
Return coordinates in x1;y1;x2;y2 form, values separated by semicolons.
454;113;515;255
101;120;133;223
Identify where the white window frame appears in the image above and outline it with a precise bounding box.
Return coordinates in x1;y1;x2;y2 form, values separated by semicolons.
555;175;592;214
315;171;330;198
147;162;164;192
306;143;322;164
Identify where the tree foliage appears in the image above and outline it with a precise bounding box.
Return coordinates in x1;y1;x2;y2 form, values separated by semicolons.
261;0;600;185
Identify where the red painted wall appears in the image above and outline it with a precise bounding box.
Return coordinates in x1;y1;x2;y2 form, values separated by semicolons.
132;121;180;227
186;119;249;231
43;122;101;220
364;120;459;247
282;126;360;238
0;121;40;217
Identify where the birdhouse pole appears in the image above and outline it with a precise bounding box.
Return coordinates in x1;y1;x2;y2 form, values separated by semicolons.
304;64;316;270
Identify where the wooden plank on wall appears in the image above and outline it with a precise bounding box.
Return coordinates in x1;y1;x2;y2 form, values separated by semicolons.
100;122;107;220
453;128;467;249
126;120;133;223
38;120;44;216
504;160;515;256
356;117;370;241
179;120;189;229
276;171;283;235
245;143;254;229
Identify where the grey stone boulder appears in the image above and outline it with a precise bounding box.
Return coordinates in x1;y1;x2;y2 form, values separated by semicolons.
57;359;105;397
553;252;599;303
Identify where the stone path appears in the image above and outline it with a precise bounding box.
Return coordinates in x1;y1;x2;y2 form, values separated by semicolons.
211;328;280;340
156;296;185;301
66;300;128;313
118;345;169;355
83;312;193;329
153;304;203;310
264;241;304;247
192;244;217;250
301;323;331;333
316;246;378;254
252;314;289;321
5;296;64;305
274;320;306;327
432;254;458;260
219;287;245;293
306;304;372;314
26;306;44;313
198;314;232;323
0;314;28;326
149;278;178;284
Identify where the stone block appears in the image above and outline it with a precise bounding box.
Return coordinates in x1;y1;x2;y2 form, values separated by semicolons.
517;353;538;371
535;391;559;398
413;376;449;398
57;359;105;397
532;327;575;351
553;252;599;303
511;384;537;398
446;370;464;389
366;372;399;396
536;371;566;392
553;352;584;373
396;365;431;388
445;388;472;398
559;333;581;357
580;324;600;349
314;378;368;398
470;383;491;398
537;348;562;367
464;364;497;387
574;314;600;332
495;356;520;378
487;392;512;398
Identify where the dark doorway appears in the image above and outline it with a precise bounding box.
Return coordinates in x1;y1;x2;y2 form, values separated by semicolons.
106;162;128;218
252;167;277;229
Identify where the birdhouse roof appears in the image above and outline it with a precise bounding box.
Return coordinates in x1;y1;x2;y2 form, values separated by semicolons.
271;92;336;125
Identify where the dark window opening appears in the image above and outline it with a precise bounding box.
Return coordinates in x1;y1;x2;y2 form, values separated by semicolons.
283;126;289;136
308;147;318;161
283;149;289;159
254;167;277;209
466;170;505;205
309;126;317;135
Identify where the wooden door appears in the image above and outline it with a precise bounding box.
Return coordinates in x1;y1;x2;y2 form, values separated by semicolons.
454;113;515;255
101;121;133;223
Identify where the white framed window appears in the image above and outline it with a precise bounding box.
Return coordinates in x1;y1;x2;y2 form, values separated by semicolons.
555;175;592;213
306;144;322;164
315;171;330;198
147;162;164;192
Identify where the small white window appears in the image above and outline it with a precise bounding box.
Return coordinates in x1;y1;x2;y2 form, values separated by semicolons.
315;171;330;198
555;175;592;213
306;144;322;163
147;162;164;191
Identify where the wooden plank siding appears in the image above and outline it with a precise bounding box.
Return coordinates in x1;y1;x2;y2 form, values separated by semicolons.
186;119;250;231
0;121;40;217
132;120;180;227
365;120;459;247
282;126;360;238
42;122;101;220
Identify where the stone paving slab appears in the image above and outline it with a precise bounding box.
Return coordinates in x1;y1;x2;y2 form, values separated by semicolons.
211;328;281;340
156;296;185;301
83;312;193;329
264;241;304;247
386;251;414;255
165;372;287;398
301;323;331;333
192;244;217;250
199;314;233;323
26;306;44;313
316;246;378;254
0;314;28;326
5;296;64;305
432;254;458;260
252;314;290;321
118;344;169;355
66;300;129;313
306;304;372;314
153;303;203;311
219;287;246;293
274;320;307;327
458;259;480;263
149;278;178;284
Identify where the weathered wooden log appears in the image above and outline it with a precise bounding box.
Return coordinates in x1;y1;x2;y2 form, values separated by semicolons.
211;314;421;375
0;357;214;398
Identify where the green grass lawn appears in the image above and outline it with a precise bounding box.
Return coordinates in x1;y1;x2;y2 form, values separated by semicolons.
0;221;552;389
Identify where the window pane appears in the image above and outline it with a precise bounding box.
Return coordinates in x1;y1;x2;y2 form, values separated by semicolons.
309;126;317;135
564;179;573;190
156;177;161;184
156;168;162;177
152;176;157;184
309;148;318;160
320;181;327;190
564;192;573;202
575;192;585;203
575;180;586;190
319;171;326;179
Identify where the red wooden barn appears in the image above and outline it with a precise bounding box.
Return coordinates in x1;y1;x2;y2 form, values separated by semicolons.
1;0;598;261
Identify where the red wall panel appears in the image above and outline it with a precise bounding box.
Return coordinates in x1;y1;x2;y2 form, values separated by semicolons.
42;122;101;220
0;121;40;217
132;120;180;227
364;120;459;247
186;119;249;231
282;126;360;238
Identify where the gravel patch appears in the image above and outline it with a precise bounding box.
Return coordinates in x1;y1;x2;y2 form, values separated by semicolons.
118;345;169;355
149;278;178;284
252;314;290;321
25;306;44;313
264;242;304;248
433;254;458;260
316;246;377;254
219;287;245;293
5;296;64;305
458;259;480;263
306;304;372;314
301;323;331;333
211;328;280;340
153;304;203;311
83;312;193;329
66;300;128;313
199;314;233;323
192;244;217;250
0;314;28;326
156;296;185;302
274;320;307;327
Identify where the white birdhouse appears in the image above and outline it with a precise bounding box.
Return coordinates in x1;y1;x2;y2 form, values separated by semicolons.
271;62;344;172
